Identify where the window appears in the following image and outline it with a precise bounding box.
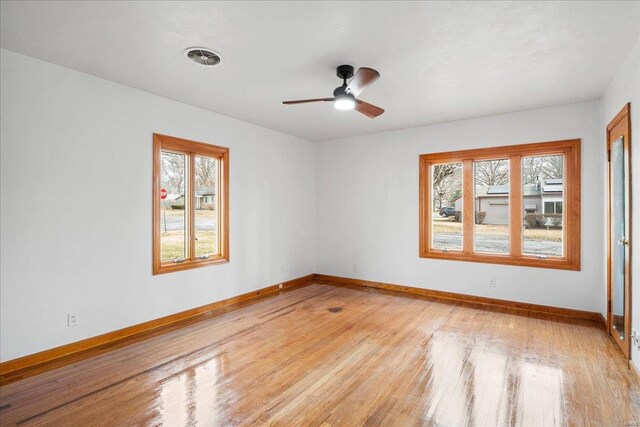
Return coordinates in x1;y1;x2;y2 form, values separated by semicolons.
153;134;229;274
544;201;563;214
431;162;463;251
523;155;564;258
474;159;509;255
419;139;580;270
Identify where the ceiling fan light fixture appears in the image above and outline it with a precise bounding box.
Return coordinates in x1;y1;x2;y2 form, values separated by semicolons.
334;93;355;110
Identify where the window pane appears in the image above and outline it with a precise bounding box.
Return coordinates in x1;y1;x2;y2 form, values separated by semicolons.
431;162;463;251
544;201;554;214
474;159;509;254
195;155;218;257
160;151;187;261
522;155;563;257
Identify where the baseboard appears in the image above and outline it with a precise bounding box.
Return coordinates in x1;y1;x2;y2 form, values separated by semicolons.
315;274;602;323
598;313;608;331
0;274;314;380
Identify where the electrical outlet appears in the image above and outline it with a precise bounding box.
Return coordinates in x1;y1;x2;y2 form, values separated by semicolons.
278;283;283;289
489;279;496;288
67;313;78;327
353;264;358;272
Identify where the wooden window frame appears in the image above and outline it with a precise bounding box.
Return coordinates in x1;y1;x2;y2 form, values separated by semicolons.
419;139;581;270
153;133;229;275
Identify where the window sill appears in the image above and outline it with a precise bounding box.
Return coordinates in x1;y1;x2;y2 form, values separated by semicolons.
419;250;580;271
153;256;229;275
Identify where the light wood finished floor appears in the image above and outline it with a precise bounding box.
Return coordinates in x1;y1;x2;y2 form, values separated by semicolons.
1;281;639;426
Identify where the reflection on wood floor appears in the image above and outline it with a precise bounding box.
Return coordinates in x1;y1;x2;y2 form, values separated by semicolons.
1;281;639;426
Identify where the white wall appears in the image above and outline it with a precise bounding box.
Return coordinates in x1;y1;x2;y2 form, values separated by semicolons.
0;49;316;362
600;37;640;370
316;101;603;313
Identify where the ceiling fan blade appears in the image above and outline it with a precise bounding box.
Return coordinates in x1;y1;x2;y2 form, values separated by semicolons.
346;68;380;97
282;98;334;105
355;99;385;118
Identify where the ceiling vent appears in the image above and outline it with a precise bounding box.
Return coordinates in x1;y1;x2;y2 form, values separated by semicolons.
184;47;222;66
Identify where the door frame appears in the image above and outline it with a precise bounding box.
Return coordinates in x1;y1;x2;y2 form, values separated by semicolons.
606;102;632;359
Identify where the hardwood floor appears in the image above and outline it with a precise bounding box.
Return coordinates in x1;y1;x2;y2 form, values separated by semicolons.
1;280;639;426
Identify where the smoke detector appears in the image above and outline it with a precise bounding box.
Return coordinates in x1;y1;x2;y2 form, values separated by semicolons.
184;47;222;67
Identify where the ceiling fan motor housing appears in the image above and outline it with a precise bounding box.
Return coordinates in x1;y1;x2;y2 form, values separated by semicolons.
336;64;354;80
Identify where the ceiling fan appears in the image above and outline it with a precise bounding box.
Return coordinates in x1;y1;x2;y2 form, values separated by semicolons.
282;65;384;118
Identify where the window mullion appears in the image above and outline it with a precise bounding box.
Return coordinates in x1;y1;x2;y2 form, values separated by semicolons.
188;152;196;261
562;149;572;261
462;159;474;254
216;157;223;256
509;155;523;257
419;160;430;255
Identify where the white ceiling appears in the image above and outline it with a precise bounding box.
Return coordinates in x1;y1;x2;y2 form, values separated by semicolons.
1;1;638;142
